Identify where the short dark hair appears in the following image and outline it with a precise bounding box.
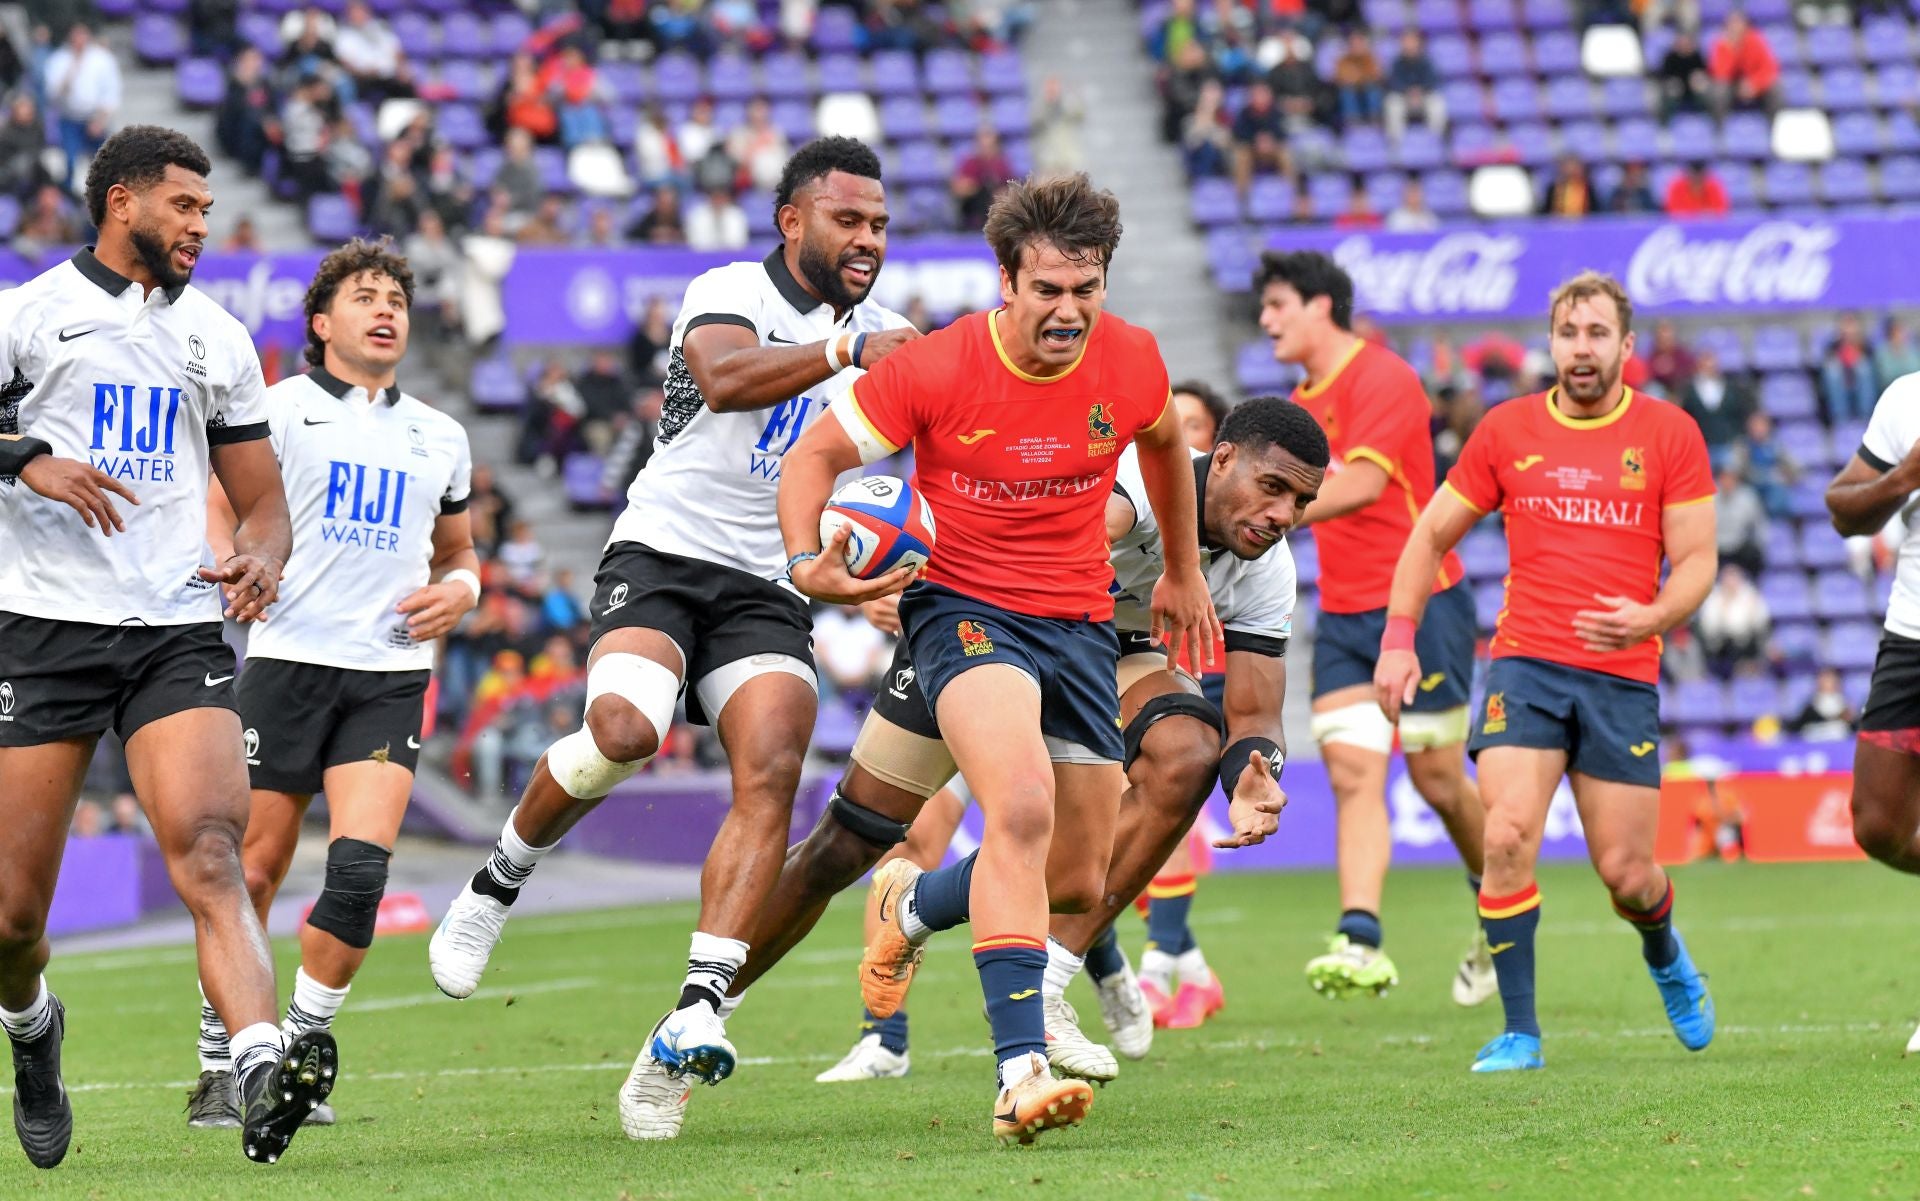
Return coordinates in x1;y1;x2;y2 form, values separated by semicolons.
775;136;883;217
303;237;416;368
1217;395;1330;469
983;172;1123;283
1171;379;1231;434
1252;250;1354;331
84;125;212;229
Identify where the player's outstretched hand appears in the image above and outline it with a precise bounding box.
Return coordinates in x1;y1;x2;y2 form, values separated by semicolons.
1374;647;1423;724
397;579;479;642
18;455;138;536
1149;565;1222;674
1214;749;1286;849
790;524;919;606
853;325;922;369
859;592;903;635
199;554;283;623
1573;593;1660;654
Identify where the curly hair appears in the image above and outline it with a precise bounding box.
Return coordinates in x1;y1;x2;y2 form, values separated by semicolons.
1252;250;1354;332
1217;395;1331;469
983;172;1123;283
774;136;883;219
302;238;416;368
84;125;212;229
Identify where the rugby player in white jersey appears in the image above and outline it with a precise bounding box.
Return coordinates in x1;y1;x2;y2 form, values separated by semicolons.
187;239;477;1129
427;137;919;1138
0;126;332;1168
727;397;1327;1085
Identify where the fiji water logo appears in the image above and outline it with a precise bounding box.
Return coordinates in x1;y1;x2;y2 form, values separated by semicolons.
1627;222;1836;306
1331;232;1524;316
322;460;409;552
89;383;184;482
746;394;821;480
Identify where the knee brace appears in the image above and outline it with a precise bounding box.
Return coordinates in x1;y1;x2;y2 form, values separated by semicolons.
546;725;643;801
1309;700;1396;754
826;787;913;849
1122;692;1225;772
305;837;391;950
551;652;682;800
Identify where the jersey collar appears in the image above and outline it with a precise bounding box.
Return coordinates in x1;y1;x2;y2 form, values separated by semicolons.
1544;385;1635;429
71;246;186;305
763;247;853;325
1193;451;1221;551
308;364;402;406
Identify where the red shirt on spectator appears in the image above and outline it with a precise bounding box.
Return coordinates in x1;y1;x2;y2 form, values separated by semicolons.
1665;171;1730;218
1708;28;1779;94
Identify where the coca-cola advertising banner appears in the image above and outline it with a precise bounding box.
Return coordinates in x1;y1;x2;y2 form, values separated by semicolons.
1262;215;1879;321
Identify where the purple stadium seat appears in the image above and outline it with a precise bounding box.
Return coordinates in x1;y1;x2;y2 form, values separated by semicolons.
891;140;945;187
1745;0;1794;24
879;96;927;141
1822;158;1875;204
989;95;1031;138
1459;530;1507;581
1669;114;1717;162
1760;372;1819;420
1827;622;1882;672
1805;24;1858;68
1521;0;1571;27
1247;174;1294;222
924;48;974;95
653;53;703;101
1428;35;1474;78
1777;71;1818;109
1787;478;1833;522
1755;24;1802;68
1882;155;1920;201
758;49;812;100
1415;0;1460;33
1888;112;1920;155
1718;112;1773;160
134;15;187;65
563;454;612;509
1693;326;1748;372
1543;76;1593;121
1421;169;1471;215
771;99;815;144
1823;68;1873;113
435;61;488;103
439;12;486;59
706;54;757;102
1762;161;1815;207
1813;570;1870;621
1482;30;1541;76
599;63;645;105
1878;64;1919;109
1509;123;1556;166
934;95;984;139
1396;127;1445;171
1449;121;1499;166
391;12;437;59
1600;77;1651;119
1720;161;1762;209
1751;325;1804;373
1532;30;1581;75
1802;525;1852;572
1190;177;1240;226
1473;583;1505;631
1776;420;1832;467
1603;118;1653;161
980;51;1026;96
1760;574;1813;624
1773;623;1819;668
1726;678;1782;725
146;0;188;12
175;58;225;108
415;0;461;16
604;105;636;149
435;103;487;150
1364;0;1407;30
1492;78;1544;123
470;357;524;413
1668;680;1726;728
1465;0;1518;31
1832;112;1883;157
903;185;954;233
1308;173;1352;219
306;194;358;243
869;50;920;97
0;195;19;240
1862;17;1915;66
810;5;861;53
1344;126;1391;172
1442;80;1488;125
1364;171;1403;212
490;12;532;56
239;12;281;56
535;146;571;194
97;0;137;14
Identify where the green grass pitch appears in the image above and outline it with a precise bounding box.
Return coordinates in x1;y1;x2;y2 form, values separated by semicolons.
5;860;1919;1200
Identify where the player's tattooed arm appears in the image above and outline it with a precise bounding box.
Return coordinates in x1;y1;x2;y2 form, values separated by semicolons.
683;322;921;414
207;438;291;623
1827;440;1920;537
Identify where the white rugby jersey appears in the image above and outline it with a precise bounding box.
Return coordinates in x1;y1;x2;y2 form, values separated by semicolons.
0;249;269;626
609;248;912;580
1859;372;1920;640
244;368;472;671
1108;445;1296;652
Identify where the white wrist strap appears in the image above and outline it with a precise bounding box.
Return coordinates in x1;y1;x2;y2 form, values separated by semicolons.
443;567;482;604
824;335;848;372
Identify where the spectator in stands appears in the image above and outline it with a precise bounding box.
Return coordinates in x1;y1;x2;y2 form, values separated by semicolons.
517;192;572;245
626;294;673;385
71;799;103;838
223;214;261;253
1332;28;1384;128
108;793;150;838
499;520;545;589
634;103;683;188
1788;668;1857;741
325;113;374;201
15;182;81;248
1153;0;1202;64
1665;159;1729;218
1715;464;1768;578
520;359;585;468
582;205;620;248
1384;29;1442;141
1180;78;1233;177
814;603;894;705
1230;80;1288;199
1737;410;1799;518
575;346;631;453
1309;0;1363;33
1879;315;1920;385
188;0;241;60
1656;27;1710;122
364;135;423;235
628;182;688;244
216;47;275;175
333;0;413;105
863;0;942;54
1578;0;1634;28
465;463;515;557
1640;0;1701;36
422;143;472;231
1695;564;1772;679
498;53;557;145
1607;159;1661;215
1033;77;1086;178
603;387;663;498
0;93;47;201
1334;176;1382;228
1820;311;1881;422
726;97;791;192
1161;39;1216;145
952;126;1014;229
686;184;750;250
1171;380;1231;451
406;208;464;366
1680;349;1753;468
495;127;544;218
1265;42;1320;136
540;42;609;149
461;204;516;351
677;95;723;165
1385;176;1439;230
1708;11;1780;120
275;7;339;97
1645;319;1696;393
1541;154;1596;218
43;22;118;191
279;73;337;200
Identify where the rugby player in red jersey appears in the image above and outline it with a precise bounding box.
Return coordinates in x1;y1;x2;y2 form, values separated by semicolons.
1375;271;1719;1073
778;173;1218;1143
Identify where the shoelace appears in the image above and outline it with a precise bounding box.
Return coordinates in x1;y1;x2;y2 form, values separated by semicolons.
445;900;508;954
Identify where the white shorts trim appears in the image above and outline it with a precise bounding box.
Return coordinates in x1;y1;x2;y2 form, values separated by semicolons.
694;653;818;725
1398;706;1471;751
1309;700;1396;754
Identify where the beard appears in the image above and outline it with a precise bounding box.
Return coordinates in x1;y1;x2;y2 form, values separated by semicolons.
797;239;873;311
1558;357;1620;403
130;221;195;291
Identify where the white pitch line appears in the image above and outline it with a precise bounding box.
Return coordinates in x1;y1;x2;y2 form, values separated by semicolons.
353;977;601;1012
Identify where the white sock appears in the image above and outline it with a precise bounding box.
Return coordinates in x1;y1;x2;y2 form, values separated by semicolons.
1176;946;1211;986
478;808;557;899
0;978;52;1043
997;1050;1045;1091
1139;948;1176;994
230;1021;284;1081
680;931;749;1012
283;968;350;1037
1042;938;1083;1000
196;980;231;1071
716;989;746;1025
898;878;932;943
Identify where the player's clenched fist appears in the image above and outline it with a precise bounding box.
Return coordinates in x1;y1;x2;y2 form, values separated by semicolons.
852;325;921;368
19;455;140;536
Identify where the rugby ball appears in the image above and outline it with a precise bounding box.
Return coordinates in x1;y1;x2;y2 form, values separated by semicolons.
820;475;936;579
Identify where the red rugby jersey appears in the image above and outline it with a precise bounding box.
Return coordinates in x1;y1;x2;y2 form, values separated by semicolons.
1444;388;1715;684
1291;340;1464;614
836;309;1171;621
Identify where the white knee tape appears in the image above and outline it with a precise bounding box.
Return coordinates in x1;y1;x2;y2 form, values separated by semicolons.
694;653;817;724
546;726;642;801
1309;700;1397;754
1398;706;1471;752
586;652;682;752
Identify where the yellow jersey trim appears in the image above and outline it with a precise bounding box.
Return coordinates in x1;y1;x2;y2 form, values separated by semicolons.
1295;337;1366;400
1138;389;1174;434
1442;479;1489;516
1345;446;1397;475
1663;493;1716;509
1544;385;1636;430
988;307;1089;385
843;383;901;455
